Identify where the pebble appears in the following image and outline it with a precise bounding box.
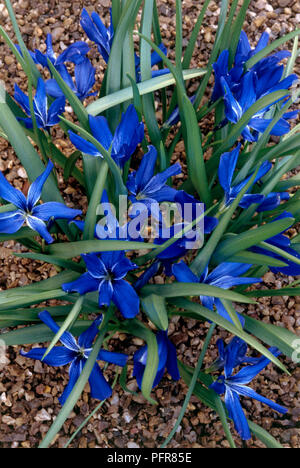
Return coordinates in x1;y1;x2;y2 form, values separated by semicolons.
34;409;52;422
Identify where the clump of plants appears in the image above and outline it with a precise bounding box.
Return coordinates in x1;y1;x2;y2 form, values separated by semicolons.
0;0;299;448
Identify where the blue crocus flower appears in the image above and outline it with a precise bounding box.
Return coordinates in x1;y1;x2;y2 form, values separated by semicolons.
251;212;300;276
45;58;96;101
172;261;262;326
219;144;271;209
62;252;140;319
220;71;298;142
0;160;81;244
133;330;180;389
256;192;290;213
35;33;90;69
68;105;144;167
80;8;114;64
235;31;291;72
127;146;181;215
134;191;218;287
210;339;287;440
14;78;65;131
21;311;127;404
207;337;262;373
17;34;90;70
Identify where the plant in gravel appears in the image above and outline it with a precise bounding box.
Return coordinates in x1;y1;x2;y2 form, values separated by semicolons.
0;0;299;449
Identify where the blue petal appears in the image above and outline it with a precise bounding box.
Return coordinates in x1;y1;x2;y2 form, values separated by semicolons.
142;163;181;196
14;83;31;115
166;338;180;381
82;253;108;278
26;216;54;244
89;115;113;151
221;77;243;123
38;310;79;351
20;346;76;367
112;279;140;318
59;358;83;405
26;160;54;210
75;58;96;100
225;387;251;440
0;171;27;209
32;202;81;222
0;211;25;234
134;261;160;290
133;146;158;193
45;79;64;99
69;130;101;157
47;97;66;126
62;272;100;295
97;349;127;366
33;78;48;125
89;363;112;400
229;384;287;414
55;41;90;65
218;144;241;193
98;280;114;307
112;256;137;279
77;316;103;350
173;261;199;283
229;349;281;385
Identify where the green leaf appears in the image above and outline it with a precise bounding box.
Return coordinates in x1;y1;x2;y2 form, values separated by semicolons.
141;282;256;305
86;68;206;116
1;320;91;346
141;294;169;330
243;315;299;360
47;239;156;259
121;319;159;404
213;217;295;262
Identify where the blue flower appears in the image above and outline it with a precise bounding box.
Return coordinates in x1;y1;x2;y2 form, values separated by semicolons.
45;58;96;101
62;252;140;319
256;192;290;213
212;31;295;103
235;31;291;73
17;34;90;70
0;160;81;244
80;8;114;64
251;212;300;276
127;146;181;214
212;49;244;102
134;190;218;287
14;78;65;131
69;105;144;167
220;71;298;142
133;330;180;389
207;337;266;373
218;144;271;208
172;261;262;326
21;311;127;404
210;340;287;440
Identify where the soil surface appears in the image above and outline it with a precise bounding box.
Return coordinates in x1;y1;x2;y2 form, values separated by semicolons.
0;0;300;449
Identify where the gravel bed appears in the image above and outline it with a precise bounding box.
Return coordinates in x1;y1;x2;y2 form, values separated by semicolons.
0;0;299;448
